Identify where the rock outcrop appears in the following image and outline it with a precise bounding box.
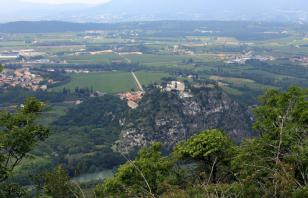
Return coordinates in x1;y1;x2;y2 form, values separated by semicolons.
117;86;253;152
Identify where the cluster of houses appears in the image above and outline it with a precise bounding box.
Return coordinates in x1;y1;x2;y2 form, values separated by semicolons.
119;91;144;109
0;49;51;66
118;81;191;109
219;51;275;64
165;81;185;92
154;80;193;98
164;81;194;98
290;56;308;66
63;69;90;74
46;68;91;74
74;49;143;56
0;68;48;91
0;49;45;59
170;45;194;55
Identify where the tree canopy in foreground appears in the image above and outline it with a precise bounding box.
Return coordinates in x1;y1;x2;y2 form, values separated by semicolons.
0;97;50;197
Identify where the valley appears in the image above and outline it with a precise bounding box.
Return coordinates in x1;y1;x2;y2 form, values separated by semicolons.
0;20;307;196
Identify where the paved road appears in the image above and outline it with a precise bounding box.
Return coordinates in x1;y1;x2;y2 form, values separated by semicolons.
119;53;132;64
131;72;144;92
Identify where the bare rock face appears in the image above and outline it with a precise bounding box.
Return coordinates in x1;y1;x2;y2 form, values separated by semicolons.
117;87;253;152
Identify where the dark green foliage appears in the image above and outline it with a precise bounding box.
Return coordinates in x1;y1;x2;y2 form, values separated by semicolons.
5;95;129;186
176;130;233;160
35;166;82;198
36;70;71;89
41;95;130;175
253;87;307;137
0;88;74;105
292;186;308;198
175;129;235;184
232;87;308;196
35;125;125;178
0;97;50;183
247;59;308;80
54;95;129;126
22;97;44;114
12;95;130;182
0;97;49;197
0;183;28;198
161;183;245;198
95;143;176;197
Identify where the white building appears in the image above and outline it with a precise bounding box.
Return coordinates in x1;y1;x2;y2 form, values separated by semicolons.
165;81;185;92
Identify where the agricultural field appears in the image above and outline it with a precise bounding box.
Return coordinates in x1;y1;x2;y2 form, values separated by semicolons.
59;53;124;64
0;21;307;103
209;75;277;96
51;71;170;93
52;72;138;93
135;71;170;86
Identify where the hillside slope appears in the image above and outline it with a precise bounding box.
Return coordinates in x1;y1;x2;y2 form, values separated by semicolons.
118;86;253;152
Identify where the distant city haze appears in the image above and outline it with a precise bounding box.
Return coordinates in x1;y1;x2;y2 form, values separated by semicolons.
0;0;307;22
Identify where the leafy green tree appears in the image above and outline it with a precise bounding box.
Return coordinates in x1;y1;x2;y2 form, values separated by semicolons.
95;142;175;197
0;97;49;197
35;166;83;198
175;129;235;184
0;97;50;183
0;183;28;198
232;87;308;197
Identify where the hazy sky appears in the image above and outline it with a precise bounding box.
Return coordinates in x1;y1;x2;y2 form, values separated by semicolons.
2;0;307;7
20;0;110;4
0;0;307;23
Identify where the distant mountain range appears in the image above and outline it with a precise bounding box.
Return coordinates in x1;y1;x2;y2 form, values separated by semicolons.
0;0;307;23
1;21;308;42
88;0;308;22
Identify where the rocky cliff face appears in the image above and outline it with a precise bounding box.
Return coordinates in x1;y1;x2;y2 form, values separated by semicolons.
117;87;253;152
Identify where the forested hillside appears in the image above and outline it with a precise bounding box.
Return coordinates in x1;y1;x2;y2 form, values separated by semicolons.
118;86;253;152
95;87;308;197
8;82;253;186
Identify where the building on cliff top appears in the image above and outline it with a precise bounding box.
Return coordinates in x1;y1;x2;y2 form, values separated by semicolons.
165;81;185;92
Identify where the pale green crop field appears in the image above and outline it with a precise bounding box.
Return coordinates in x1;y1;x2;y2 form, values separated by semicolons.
52;72;137;93
52;71;171;93
60;53;124;64
135;71;170;86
